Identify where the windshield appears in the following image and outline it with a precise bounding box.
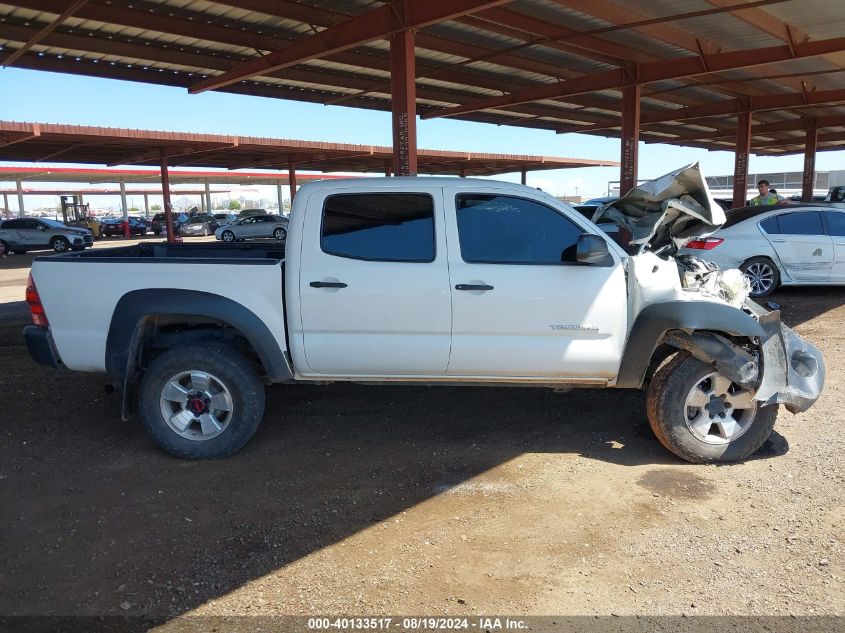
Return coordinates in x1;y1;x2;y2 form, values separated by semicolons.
41;219;69;228
186;216;209;224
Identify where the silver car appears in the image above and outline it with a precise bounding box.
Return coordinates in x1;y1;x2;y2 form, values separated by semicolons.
0;218;93;254
215;214;288;243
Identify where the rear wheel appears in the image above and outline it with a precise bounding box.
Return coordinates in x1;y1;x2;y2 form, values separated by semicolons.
138;344;265;459
740;256;780;298
51;236;70;253
647;352;777;463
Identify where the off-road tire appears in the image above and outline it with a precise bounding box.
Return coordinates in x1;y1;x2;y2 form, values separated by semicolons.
138;344;265;459
646;352;778;463
740;256;780;298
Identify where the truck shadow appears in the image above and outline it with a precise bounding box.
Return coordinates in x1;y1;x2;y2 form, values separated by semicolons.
1;367;787;622
769;286;845;328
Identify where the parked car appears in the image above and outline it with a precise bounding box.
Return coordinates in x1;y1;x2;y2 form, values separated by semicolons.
679;204;845;297
179;214;220;237
571;203;621;243
151;212;189;236
212;212;238;225
215;214;288;242
102;217;148;237
24;169;824;464
0;217;93;254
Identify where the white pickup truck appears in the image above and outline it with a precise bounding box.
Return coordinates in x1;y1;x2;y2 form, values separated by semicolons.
24;169;825;463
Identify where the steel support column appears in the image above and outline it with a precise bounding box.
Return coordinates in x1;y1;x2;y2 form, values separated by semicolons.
288;162;298;202
119;180;128;220
205;180;212;212
732;107;752;209
160;148;175;243
143;194;149;219
619;83;641;196
802;126;818;202
16;177;24;218
521;169;527;186
3;193;8;217
390;26;417;176
277;182;283;213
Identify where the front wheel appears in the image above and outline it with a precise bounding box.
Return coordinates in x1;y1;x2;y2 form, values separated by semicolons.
51;237;70;253
273;227;287;241
221;230;235;243
138;344;265;459
646;352;777;463
0;240;8;257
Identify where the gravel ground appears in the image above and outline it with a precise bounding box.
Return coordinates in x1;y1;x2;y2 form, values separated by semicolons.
0;247;842;626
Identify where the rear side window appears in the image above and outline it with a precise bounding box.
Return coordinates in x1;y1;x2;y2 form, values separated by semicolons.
775;211;824;236
322;193;435;262
759;216;780;234
1;219;22;229
824;211;845;237
456;194;583;264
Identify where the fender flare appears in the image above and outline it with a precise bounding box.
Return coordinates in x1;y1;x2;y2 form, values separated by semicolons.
105;289;293;384
616;300;764;389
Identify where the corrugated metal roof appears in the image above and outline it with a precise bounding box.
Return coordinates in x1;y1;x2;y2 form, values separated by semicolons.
0;0;843;154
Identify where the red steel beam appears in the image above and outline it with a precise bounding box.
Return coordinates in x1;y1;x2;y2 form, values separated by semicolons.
189;0;513;94
160;148;175;244
802;127;818;202
288;162;298;201
763;129;845;148
1;0;89;68
733;108;752;210
391;24;417;177
422;36;845;120
619;82;640;196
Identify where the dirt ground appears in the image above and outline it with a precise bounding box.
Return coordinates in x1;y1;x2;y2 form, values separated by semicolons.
0;242;842;626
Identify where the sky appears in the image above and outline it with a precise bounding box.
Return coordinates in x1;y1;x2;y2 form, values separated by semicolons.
2;67;843;213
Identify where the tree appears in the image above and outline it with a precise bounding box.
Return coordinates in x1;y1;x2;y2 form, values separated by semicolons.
228;200;241;210
151;203;162;211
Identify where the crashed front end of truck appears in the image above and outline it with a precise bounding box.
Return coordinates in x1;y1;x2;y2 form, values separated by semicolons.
595;162;825;414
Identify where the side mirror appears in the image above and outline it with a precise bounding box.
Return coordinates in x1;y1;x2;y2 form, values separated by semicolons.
574;233;614;266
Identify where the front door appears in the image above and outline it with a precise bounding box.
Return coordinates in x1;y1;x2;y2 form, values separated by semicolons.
823;210;845;282
297;188;452;376
443;189;628;381
764;210;833;282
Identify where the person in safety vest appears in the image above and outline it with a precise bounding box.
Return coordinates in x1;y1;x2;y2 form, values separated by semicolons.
750;179;785;206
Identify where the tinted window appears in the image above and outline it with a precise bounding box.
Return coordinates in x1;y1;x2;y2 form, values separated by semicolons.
19;219;42;230
152;214;165;222
456;194;583;264
322;193;435;262
824;211;845;237
776;211;824;236
759;216;779;234
1;219;23;229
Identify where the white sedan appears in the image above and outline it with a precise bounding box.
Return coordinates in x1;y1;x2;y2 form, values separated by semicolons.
679;205;845;297
214;215;288;243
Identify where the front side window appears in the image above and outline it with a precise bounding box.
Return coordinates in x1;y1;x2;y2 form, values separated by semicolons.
776;211;824;236
823;211;845;237
456;194;584;264
321;193;435;262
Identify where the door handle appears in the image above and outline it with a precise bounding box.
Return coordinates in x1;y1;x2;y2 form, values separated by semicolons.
310;281;347;288
455;283;494;291
770;238;786;243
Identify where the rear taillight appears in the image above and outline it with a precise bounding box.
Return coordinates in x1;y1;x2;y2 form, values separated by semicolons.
25;273;49;328
686;237;724;250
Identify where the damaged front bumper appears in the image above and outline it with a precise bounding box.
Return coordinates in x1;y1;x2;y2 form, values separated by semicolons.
747;302;826;414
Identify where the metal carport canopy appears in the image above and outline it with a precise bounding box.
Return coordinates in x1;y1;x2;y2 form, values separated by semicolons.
1;0;844;207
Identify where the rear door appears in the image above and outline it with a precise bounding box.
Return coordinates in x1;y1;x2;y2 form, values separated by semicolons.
20;219;47;247
297;187;451;376
443;188;628;380
823;210;845;281
762;210;833;281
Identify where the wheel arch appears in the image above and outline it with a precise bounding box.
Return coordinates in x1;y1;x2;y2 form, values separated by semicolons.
616;300;765;389
106;289;293;387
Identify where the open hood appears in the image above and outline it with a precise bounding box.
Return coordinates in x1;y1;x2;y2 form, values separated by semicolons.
593;162;726;254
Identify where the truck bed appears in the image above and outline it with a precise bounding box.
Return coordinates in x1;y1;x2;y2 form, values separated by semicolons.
37;240;285;263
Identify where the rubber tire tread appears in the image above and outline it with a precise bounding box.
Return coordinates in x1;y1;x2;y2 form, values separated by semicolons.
138;344;265;459
646;351;778;464
740;256;780;298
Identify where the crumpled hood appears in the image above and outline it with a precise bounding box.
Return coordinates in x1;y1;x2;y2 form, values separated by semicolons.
593;162;726;254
